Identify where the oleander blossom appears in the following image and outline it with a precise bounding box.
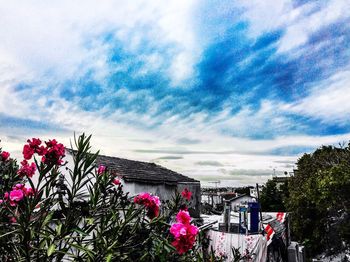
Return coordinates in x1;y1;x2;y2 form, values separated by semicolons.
42;139;65;165
9;190;24;206
170;210;199;254
176;210;191;224
134;192;160;219
23;144;35;160
5;184;35;206
97;165;106;175
23;138;43;160
3;184;35;206
17;160;36;178
113;178;121;185
181;188;192;201
1;151;10;161
22;138;65;166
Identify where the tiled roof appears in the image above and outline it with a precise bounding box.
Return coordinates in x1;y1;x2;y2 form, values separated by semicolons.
95;154;199;185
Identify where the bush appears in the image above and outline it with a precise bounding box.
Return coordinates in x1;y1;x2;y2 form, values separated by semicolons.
0;134;217;261
286;145;350;256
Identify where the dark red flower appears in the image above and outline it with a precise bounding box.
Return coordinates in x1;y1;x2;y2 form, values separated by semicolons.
1;151;10;161
36;145;47;156
27;138;42;148
181;188;192;201
42;139;65;165
134;192;161;219
23;144;35;160
17;160;36;178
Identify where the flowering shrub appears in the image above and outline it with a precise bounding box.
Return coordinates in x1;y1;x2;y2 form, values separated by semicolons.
0;134;220;261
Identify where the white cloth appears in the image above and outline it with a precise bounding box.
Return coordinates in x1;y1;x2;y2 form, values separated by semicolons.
207;230;267;262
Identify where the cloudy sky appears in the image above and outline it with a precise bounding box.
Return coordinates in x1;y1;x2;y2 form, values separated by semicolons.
0;0;349;186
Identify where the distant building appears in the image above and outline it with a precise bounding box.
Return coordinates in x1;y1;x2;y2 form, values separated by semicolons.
228;194;256;211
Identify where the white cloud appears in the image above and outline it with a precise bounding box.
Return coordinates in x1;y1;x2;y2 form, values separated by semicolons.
0;0;199;86
283;69;350;125
278;0;349;52
234;0;349;53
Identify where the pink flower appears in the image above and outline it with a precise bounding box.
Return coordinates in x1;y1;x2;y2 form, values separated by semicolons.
13;184;24;190
170;223;186;238
23;144;35;160
113;179;121;185
3;184;34;206
170;221;199;254
9;189;24;205
134;192;161;219
97;165;106;175
1;151;10;161
181;188;192;201
176;210;191;224
170;210;199;254
17;160;36;178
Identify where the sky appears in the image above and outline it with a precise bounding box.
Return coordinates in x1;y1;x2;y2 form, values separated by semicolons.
0;0;349;186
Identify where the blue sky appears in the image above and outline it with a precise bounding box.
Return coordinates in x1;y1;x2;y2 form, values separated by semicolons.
0;0;349;185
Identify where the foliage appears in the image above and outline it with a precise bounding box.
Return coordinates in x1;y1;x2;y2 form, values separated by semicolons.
260;179;288;212
286;144;350;256
0;134;219;261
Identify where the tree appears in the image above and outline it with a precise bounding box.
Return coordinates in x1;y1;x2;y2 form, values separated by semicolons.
286;145;350;257
260;179;287;212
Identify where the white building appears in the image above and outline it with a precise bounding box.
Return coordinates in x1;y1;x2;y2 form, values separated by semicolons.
65;151;201;217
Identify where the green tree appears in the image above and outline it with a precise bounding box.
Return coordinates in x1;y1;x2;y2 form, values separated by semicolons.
260;179;287;212
286;145;350;257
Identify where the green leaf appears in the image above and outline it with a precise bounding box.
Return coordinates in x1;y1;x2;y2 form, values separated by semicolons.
42;211;54;227
47;244;56;257
106;253;113;262
87;217;94;225
56;223;62;236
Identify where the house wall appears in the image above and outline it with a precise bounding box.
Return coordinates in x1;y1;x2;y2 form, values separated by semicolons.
177;182;201;218
231;195;255;211
122;181;176;201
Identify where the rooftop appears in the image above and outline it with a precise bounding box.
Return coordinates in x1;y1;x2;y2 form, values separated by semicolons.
95;154;199;186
